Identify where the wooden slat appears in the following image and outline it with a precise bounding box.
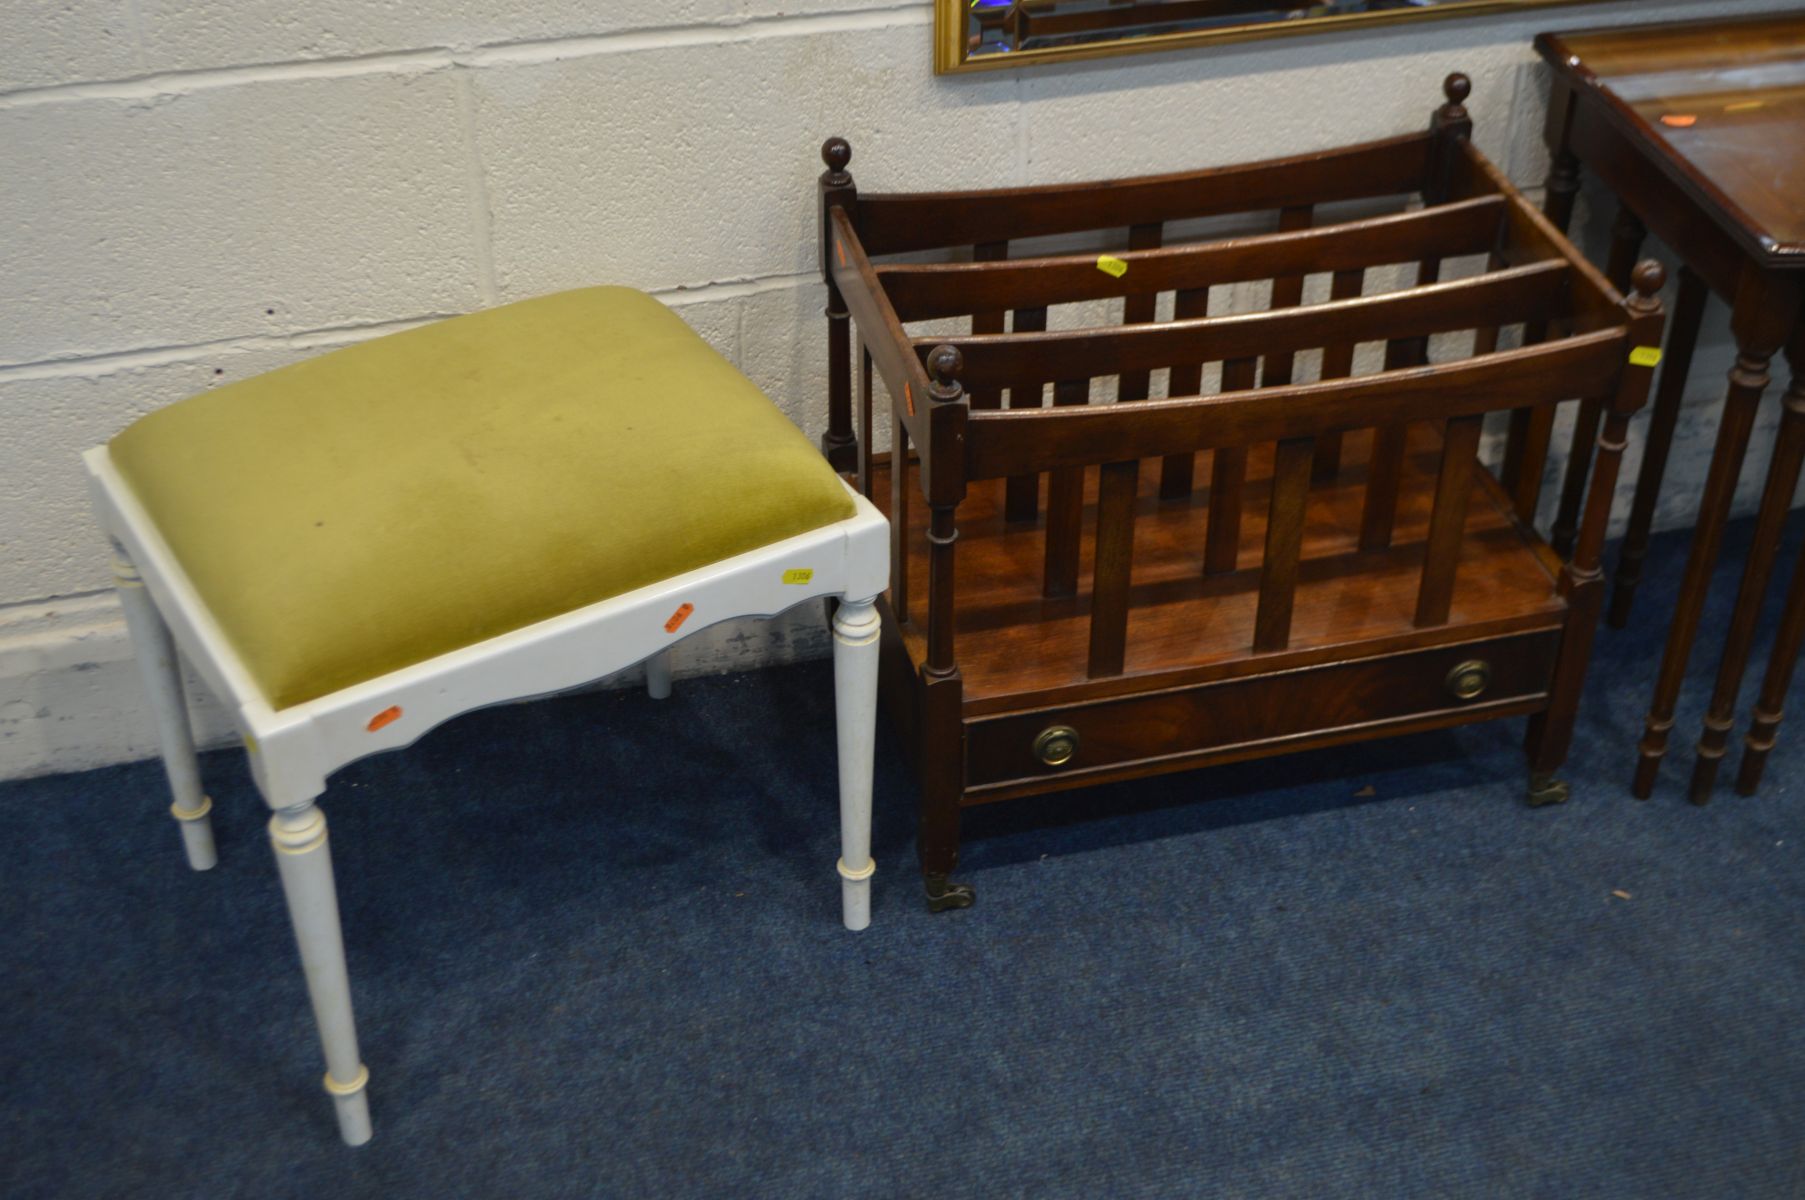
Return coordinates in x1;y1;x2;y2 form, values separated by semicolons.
967;241;1009;411
1259;205;1314;388
1468;251;1507;362
1253;436;1316;653
1505;405;1557;525
876;195;1505;321
1004;305;1050;522
1455;141;1624;333
1159;286;1211;499
1087;459;1140;677
1414;414;1485;626
960;331;1625;481
1551;396;1604;557
1118;222;1164;403
922;260;1570;390
890;411;909;623
1311;266;1367;482
1360;258;1442;552
1044;379;1089;597
855;133;1431;255
1359;423;1409;553
1205;357;1257;574
827;208;931;441
858;344;875;498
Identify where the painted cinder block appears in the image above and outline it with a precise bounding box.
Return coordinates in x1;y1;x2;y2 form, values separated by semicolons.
0;71;485;365
740;281;832;444
0;341;334;601
0;1;139;92
1017;38;1526;186
662;291;740;365
131;0;908;76
471;18;1017;301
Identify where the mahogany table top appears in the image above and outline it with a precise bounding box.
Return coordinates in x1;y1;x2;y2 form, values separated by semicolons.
1538;13;1805;267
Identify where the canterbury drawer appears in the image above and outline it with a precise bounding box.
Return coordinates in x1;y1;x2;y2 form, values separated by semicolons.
966;631;1560;791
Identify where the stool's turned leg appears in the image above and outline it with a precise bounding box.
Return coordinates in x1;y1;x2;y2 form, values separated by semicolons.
832;596;880;931
112;549;216;871
645;649;673;701
1737;542;1805;795
1688;365;1805;804
269;802;372;1145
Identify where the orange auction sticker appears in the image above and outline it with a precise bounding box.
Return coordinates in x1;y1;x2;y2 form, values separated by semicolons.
664;603;695;633
367;705;402;732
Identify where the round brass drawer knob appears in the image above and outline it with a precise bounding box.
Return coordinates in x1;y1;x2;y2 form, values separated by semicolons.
1033;725;1080;767
1446;659;1492;702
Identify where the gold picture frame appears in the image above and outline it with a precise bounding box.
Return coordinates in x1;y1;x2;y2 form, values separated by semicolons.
935;0;1613;75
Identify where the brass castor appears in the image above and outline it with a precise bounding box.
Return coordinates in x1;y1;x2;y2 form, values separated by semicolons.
924;873;975;912
1526;773;1569;808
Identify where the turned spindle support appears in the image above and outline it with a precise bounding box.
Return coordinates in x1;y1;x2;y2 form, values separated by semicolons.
919;344;974;913
820;137;859;472
1528;260;1666;803
1425;73;1473;204
923;344;965;683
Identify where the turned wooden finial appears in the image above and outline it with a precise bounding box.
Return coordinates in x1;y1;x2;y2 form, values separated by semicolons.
1441;72;1471;120
926;344;964;402
1630;258;1667;308
821;137;852;186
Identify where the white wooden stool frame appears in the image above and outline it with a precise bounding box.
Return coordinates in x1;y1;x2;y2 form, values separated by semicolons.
85;447;887;1146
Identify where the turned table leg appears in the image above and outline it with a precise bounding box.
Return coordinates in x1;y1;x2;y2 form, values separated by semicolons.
1688;350;1805;802
1610;266;1710;629
1633;277;1790;798
1736;536;1805;795
832;597;880;931
113;547;217;871
269;801;372;1145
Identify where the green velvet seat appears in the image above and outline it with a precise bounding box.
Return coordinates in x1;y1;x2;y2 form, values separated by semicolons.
110;286;855;710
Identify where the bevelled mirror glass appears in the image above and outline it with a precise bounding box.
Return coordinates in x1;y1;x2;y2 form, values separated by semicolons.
936;0;1612;74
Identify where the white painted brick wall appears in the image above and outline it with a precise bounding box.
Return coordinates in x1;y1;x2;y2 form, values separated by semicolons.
1;0;1800;778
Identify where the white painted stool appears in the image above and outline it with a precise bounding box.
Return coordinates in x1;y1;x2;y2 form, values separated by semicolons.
84;287;887;1146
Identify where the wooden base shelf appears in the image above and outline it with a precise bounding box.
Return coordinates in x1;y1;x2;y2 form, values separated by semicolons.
875;426;1564;715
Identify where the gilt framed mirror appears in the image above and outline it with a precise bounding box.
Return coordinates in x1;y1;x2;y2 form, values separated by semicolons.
936;0;1613;74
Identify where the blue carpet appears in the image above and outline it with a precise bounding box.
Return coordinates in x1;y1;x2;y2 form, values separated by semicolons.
6;517;1805;1199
